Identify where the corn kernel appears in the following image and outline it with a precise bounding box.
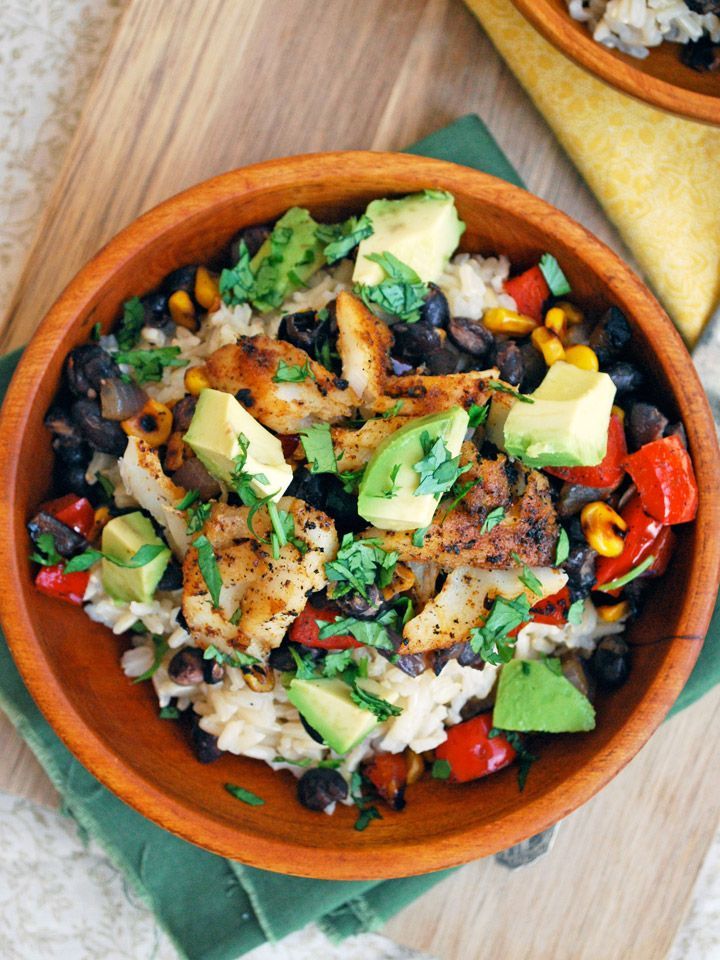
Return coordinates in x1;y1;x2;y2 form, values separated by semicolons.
121;399;173;447
89;506;111;541
194;266;220;310
482;307;538;336
612;404;625;424
184;364;211;396
555;300;584;325
531;326;566;366
405;749;425;785
564;344;599;372
581;501;627;558
545;306;567;339
168;290;197;331
597;601;631;623
241;664;275;693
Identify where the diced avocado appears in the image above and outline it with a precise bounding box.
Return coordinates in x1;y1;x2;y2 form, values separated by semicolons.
357;406;469;531
101;511;171;604
184;388;292;501
287;678;379;754
353;191;465;286
503;361;616;468
250;207;326;312
493;659;596;733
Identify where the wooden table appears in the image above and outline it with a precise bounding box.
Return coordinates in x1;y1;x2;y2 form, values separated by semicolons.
1;2;718;957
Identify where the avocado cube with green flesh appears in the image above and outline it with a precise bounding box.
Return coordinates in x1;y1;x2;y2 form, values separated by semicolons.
353;191;465;286
101;511;171;604
357;406;469;531
250;207;327;312
503;361;616;468
287;678;379;755
184;388;292;501
493;658;596;733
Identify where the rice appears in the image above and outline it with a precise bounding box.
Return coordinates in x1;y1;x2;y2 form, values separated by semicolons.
81;248;612;791
567;0;720;58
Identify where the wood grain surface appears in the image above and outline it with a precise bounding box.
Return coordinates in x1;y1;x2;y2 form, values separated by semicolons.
0;0;718;954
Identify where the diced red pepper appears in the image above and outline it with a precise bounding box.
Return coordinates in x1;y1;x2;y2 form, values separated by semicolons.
34;564;90;606
530;585;572;626
434;713;517;783
363;753;408;810
503;265;551;323
622;436;698;525
41;493;95;539
280;434;300;460
595;494;675;591
545;414;627;489
289;604;363;650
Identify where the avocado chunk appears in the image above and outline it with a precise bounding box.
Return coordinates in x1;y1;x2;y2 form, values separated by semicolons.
287;677;379;754
101;511;171;604
493;659;596;733
353;191;465;286
503;361;616;468
357;406;469;531
250;207;326;312
184;388;292;501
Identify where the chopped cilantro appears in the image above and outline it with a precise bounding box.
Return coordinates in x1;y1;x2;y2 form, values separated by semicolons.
132;635;168;684
324;534;397;600
487;380;534;404
322;649;355;678
30;532;62;567
116;346;189;384
159;705;180;720
431;759;452;780
595;554;655;593
317;607;399;651
480;506;505;534
224;783;265;806
555;528;570;567
538;253;571;297
468;402;490;428
339;466;365;494
193;535;223;608
412;525;429;548
355;805;382;831
567;598;585;626
413;431;471;499
350;682;402;721
382;399;405;419
176;489;200;511
219;240;254;306
116;296;145;350
272;359;316;383
356;251;428;324
186;499;212;535
442;477;482;522
382;463;402;499
489;728;539;792
289;645;318;680
204;643;258;668
64;543;166;573
512;552;543;597
94;471;115;500
299;422;338;475
321;214;374;264
469;593;532;665
350;770;383;831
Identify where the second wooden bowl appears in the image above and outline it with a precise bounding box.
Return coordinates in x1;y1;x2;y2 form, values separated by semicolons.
0;152;718;879
512;0;720;125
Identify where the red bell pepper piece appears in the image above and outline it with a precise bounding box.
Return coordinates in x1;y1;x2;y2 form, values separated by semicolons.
363;753;408;810
289;604;363;650
530;585;572;626
595;494;675;591
34;564;90;606
545;414;627;489
622;436;698;525
503;265;551;323
434;713;517;783
41;493;95;538
280;434;300;460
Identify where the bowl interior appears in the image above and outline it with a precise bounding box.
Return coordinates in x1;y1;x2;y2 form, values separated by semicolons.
1;153;717;879
512;0;720;124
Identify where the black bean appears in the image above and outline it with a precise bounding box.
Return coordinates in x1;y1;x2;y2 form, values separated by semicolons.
493;339;524;386
588;636;630;690
558;483;616;518
447;315;495;357
391;321;442;361
686;0;720;12
157;558;183;592
71;398;128;455
168;648;206;685
189;720;223;763
54;461;95;501
518;340;546;393
286;467;327;510
141;291;173;334
45;406;81;441
426;341;475;375
392;653;427;677
460;696;495;721
66;345;119;399
52;435;89;467
231;224;272;261
457;643;485;668
605;361;645;396
278;311;321;353
628;402;668;451
203;658;225;684
664;421;688;448
163;264;197;296
27;512;89;558
561;653;593;699
680;33;720;71
172;395;197;433
589;306;631;366
564;543;597;601
297;768;348;811
268;640;297;673
432;643;465;675
420;284;450;328
172;457;221;501
300;715;326;745
335;584;384;620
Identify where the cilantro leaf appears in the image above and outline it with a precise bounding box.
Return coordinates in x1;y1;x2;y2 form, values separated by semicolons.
322;649;355;678
193;535;223;608
95;471;115;500
132;635;168;683
204;644;258;668
30;532;62;567
355;805;382;831
442;477;482;522
64;543;166;573
356;251;429;324
299;422;338;475
487;380;534;404
555;528;570;566
595;554;655;593
272;359;316;383
382;463;402;499
468;402;490;428
339;467;365;494
159;705;180;720
567;598;585;626
116;346;189;384
511;552;543;597
432;759;452;780
219;240;254;306
324;534;398;600
469;594;532;665
317;608;398;651
538;253;571;297
489;727;539;792
224;783;265;806
480;506;505;534
382;399;405;419
186;500;212;535
350;682;403;721
116;296;145;350
322;214;374;264
176;489;200;511
289;646;318;680
412;526;429;548
413;431;471;499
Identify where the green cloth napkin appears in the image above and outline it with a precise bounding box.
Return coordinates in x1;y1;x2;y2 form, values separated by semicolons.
0;116;717;960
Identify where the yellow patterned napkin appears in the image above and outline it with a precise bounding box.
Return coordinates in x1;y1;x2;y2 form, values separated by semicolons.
466;0;720;346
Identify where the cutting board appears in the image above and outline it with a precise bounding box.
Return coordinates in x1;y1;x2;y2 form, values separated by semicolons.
1;1;719;958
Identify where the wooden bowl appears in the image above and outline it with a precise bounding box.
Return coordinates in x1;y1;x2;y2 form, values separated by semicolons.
512;0;720;125
0;153;718;880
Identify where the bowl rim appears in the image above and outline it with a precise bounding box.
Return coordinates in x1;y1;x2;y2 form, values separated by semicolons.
511;0;720;126
0;150;718;879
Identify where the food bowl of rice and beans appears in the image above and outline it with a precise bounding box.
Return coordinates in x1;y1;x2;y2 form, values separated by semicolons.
29;190;698;827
